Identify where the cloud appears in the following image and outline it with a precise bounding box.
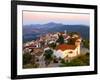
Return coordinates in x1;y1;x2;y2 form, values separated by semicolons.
23;11;90;25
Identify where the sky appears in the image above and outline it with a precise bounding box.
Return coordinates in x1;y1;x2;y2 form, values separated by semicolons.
23;11;90;26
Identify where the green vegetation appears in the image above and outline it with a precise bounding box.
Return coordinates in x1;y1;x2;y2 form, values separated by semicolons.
67;32;80;45
23;53;32;65
67;38;75;45
48;43;56;49
83;39;89;49
44;49;53;66
23;63;39;68
23;53;39;68
57;34;64;44
60;53;90;67
44;49;53;60
68;32;79;37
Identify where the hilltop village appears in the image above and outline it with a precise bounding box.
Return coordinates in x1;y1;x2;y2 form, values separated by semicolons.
23;30;89;68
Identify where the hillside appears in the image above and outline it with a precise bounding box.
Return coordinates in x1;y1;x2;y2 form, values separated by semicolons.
23;22;89;43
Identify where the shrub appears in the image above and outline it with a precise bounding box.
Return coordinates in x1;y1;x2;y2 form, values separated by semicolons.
23;53;32;65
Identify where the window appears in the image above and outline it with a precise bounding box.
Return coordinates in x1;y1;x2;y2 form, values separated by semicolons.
69;51;73;54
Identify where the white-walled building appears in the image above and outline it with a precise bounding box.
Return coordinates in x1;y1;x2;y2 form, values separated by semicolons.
54;37;82;59
54;44;80;58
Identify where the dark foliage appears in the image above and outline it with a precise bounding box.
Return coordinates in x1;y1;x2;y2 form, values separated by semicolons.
60;53;90;67
57;34;64;44
23;53;32;65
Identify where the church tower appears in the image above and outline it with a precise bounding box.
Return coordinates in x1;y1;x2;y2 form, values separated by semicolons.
75;38;82;55
64;30;67;35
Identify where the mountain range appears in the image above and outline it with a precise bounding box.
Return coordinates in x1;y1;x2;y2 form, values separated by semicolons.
23;22;89;43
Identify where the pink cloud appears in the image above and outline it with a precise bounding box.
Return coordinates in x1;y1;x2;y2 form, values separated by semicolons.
23;11;90;24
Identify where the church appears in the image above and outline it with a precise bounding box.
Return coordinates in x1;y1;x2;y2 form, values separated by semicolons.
54;36;82;59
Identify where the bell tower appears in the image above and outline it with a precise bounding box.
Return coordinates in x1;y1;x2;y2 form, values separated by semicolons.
64;30;67;35
75;38;82;55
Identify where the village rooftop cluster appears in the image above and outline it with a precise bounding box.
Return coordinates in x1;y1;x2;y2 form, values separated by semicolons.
23;30;82;67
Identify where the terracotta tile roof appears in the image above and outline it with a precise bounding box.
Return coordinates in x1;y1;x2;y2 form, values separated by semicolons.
24;45;36;49
56;44;76;51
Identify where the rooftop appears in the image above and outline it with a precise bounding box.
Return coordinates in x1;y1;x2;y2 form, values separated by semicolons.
56;44;76;51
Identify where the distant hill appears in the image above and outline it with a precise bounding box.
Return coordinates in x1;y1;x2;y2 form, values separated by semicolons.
23;22;89;43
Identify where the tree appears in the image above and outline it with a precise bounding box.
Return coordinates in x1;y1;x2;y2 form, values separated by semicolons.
23;53;32;65
68;32;79;37
23;53;40;68
30;55;36;65
57;34;64;44
67;38;75;45
48;43;56;49
44;49;53;66
60;53;90;67
44;49;53;60
83;39;89;49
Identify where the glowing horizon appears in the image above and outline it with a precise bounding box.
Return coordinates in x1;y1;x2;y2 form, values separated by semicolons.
23;11;90;26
